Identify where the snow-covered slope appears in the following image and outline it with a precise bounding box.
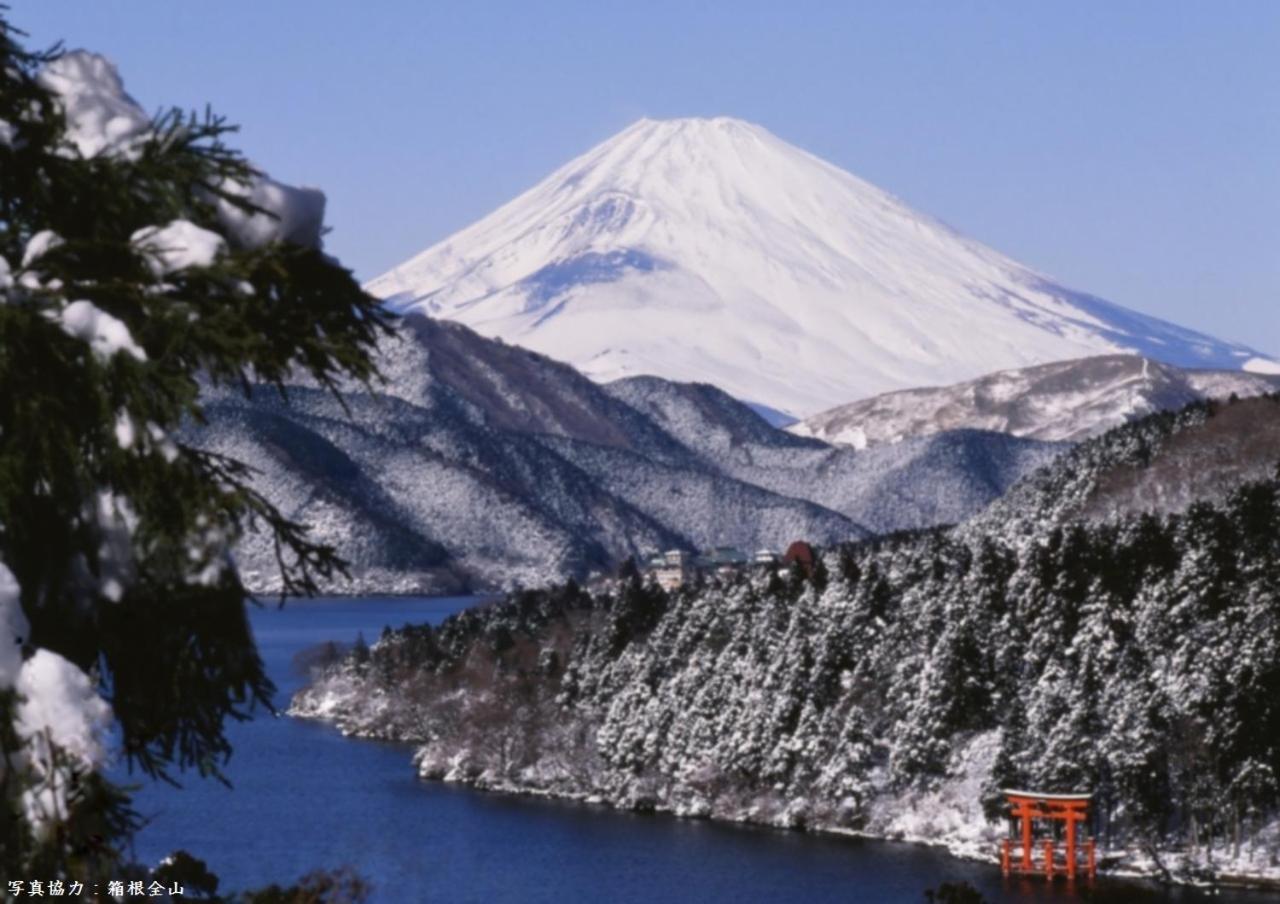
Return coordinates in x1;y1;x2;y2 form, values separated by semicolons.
294;395;1280;888
191;315;1063;592
194;316;861;594
368;117;1277;418
968;392;1280;538
605;376;1063;533
791;355;1280;449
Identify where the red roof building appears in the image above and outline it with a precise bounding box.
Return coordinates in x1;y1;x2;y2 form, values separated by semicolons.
782;541;814;575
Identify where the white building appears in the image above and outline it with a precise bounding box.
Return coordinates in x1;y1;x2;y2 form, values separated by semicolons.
647;549;692;591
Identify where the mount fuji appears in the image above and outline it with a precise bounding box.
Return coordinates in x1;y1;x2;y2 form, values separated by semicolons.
367;117;1277;418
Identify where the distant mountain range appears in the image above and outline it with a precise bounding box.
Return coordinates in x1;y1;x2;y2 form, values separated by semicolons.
194;315;1058;594
790;355;1280;449
199;118;1280;594
197;319;1280;594
367;117;1278;418
602;376;1059;536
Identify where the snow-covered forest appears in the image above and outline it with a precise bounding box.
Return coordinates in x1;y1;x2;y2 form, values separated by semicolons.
295;395;1280;886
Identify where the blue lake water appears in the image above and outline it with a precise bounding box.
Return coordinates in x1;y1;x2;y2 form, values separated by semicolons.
120;596;1276;903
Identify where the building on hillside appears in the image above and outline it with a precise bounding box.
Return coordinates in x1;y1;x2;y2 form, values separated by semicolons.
647;549;692;591
782;540;815;576
643;546;754;589
698;546;749;578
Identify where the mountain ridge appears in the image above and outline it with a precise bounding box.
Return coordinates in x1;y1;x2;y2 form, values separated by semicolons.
192;314;1060;592
791;354;1280;449
368;117;1276;417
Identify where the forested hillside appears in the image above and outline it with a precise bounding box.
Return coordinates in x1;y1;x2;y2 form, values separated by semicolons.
194;314;1059;593
294;396;1280;883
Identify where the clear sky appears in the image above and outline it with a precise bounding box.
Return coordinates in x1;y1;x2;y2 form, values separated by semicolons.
13;1;1280;355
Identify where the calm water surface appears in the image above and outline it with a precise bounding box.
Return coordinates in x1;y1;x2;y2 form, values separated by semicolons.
120;596;1276;903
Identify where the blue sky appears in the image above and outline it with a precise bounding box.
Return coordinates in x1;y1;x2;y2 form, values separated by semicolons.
14;1;1279;354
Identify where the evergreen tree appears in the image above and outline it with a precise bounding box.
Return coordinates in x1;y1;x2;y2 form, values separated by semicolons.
351;632;371;666
616;555;640;584
810;553;829;594
0;15;391;882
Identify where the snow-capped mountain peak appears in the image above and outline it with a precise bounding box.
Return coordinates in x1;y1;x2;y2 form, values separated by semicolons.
368;117;1276;418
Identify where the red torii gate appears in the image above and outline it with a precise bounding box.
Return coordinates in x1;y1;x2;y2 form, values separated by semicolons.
1000;790;1096;881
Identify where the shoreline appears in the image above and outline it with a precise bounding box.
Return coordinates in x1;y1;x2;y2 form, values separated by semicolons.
295;707;1280;897
452;777;1280;895
245;590;503;604
438;775;1280;895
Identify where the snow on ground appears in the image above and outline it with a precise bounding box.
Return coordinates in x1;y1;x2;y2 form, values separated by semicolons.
854;735;1280;888
862;731;1002;860
1244;356;1280;375
1113;828;1280;888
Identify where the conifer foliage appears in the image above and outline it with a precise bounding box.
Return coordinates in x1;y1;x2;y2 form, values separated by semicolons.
298;397;1280;877
0;14;390;881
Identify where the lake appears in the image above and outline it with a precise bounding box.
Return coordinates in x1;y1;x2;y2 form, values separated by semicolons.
121;596;1276;903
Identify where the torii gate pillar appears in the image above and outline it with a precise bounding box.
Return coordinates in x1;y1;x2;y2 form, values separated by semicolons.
1001;790;1096;881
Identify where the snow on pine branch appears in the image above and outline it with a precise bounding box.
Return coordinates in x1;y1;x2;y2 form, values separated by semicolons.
37;49;326;251
1;560;113;838
211;176;326;251
21;229;63;268
36;51;151;160
131;219;226;276
55;300;147;362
